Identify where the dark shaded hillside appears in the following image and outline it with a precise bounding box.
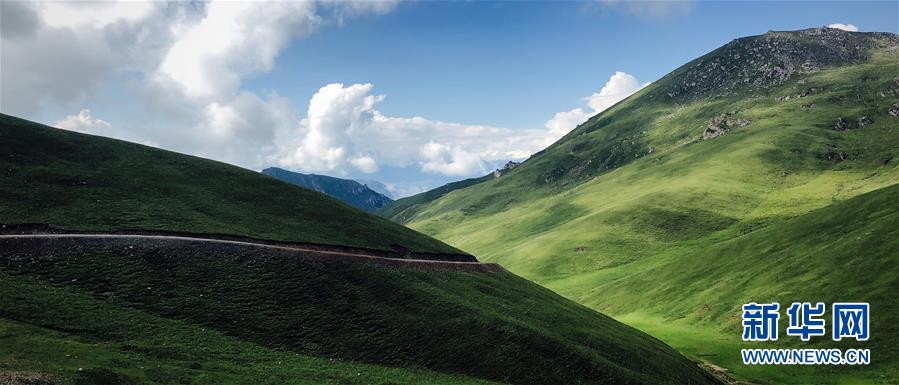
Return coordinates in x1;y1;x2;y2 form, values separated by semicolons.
0;236;720;385
0;113;458;254
262;167;392;213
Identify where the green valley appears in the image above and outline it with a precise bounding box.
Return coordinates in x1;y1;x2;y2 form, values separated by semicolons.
0;115;718;385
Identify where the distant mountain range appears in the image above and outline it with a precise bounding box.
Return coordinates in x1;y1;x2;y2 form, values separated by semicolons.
262;167;392;212
355;178;395;199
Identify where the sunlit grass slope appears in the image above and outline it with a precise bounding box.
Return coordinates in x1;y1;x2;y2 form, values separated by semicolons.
0;113;458;254
390;29;899;383
603;180;899;385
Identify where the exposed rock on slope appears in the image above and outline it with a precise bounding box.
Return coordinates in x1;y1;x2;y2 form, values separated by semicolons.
655;28;899;101
493;160;522;178
890;102;899;117
703;112;751;139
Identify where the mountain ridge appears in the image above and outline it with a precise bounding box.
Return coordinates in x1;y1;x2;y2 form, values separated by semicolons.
0;113;454;254
385;28;899;384
261;167;393;213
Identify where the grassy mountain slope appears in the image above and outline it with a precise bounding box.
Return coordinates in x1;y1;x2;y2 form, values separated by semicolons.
0;114;718;384
0;113;456;254
261;167;392;213
388;29;899;383
0;275;499;385
594;178;899;385
0;238;717;385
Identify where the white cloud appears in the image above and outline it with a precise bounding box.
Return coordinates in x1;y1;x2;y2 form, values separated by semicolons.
3;1;397;171
827;23;858;32
55;109;111;134
201;92;293;142
155;1;320;102
1;1;182;115
39;1;155;29
585;71;649;112
277;83;381;173
322;0;397;25
351;156;379;173
273;83;549;177
544;71;649;141
545;108;592;141
419;141;487;177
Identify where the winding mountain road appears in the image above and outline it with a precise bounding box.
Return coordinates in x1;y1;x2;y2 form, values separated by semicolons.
0;233;506;273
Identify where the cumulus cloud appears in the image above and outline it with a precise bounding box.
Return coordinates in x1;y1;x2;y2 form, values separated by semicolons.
39;1;156;29
154;1;320;102
545;108;592;142
55;109;112;134
419;142;487;177
0;1;40;38
544;71;649;141
827;23;858;32
272;83;548;177
277;83;381;173
351;156;379;174
1;1;397;170
0;1;183;115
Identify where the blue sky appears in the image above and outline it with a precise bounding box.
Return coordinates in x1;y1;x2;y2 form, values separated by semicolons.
250;1;898;129
2;1;897;197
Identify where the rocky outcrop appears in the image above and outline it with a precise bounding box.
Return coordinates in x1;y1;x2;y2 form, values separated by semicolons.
834;116;875;130
834;117;852;131
657;28;899;101
889;102;899;117
776;87;822;102
879;80;899;98
703;112;751;139
858;116;873;127
493;160;522;178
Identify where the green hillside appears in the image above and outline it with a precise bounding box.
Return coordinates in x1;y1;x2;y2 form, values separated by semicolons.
0;277;500;385
388;28;899;384
0;238;717;385
0;114;718;384
0;113;457;255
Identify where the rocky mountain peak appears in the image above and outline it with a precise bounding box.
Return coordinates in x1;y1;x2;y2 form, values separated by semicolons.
654;28;899;101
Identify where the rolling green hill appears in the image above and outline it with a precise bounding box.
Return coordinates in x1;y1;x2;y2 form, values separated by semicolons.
386;28;899;384
261;167;392;213
0;114;719;384
0;113;456;255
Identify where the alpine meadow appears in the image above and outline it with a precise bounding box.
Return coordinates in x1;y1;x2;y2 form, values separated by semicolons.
2;1;898;385
381;28;899;384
